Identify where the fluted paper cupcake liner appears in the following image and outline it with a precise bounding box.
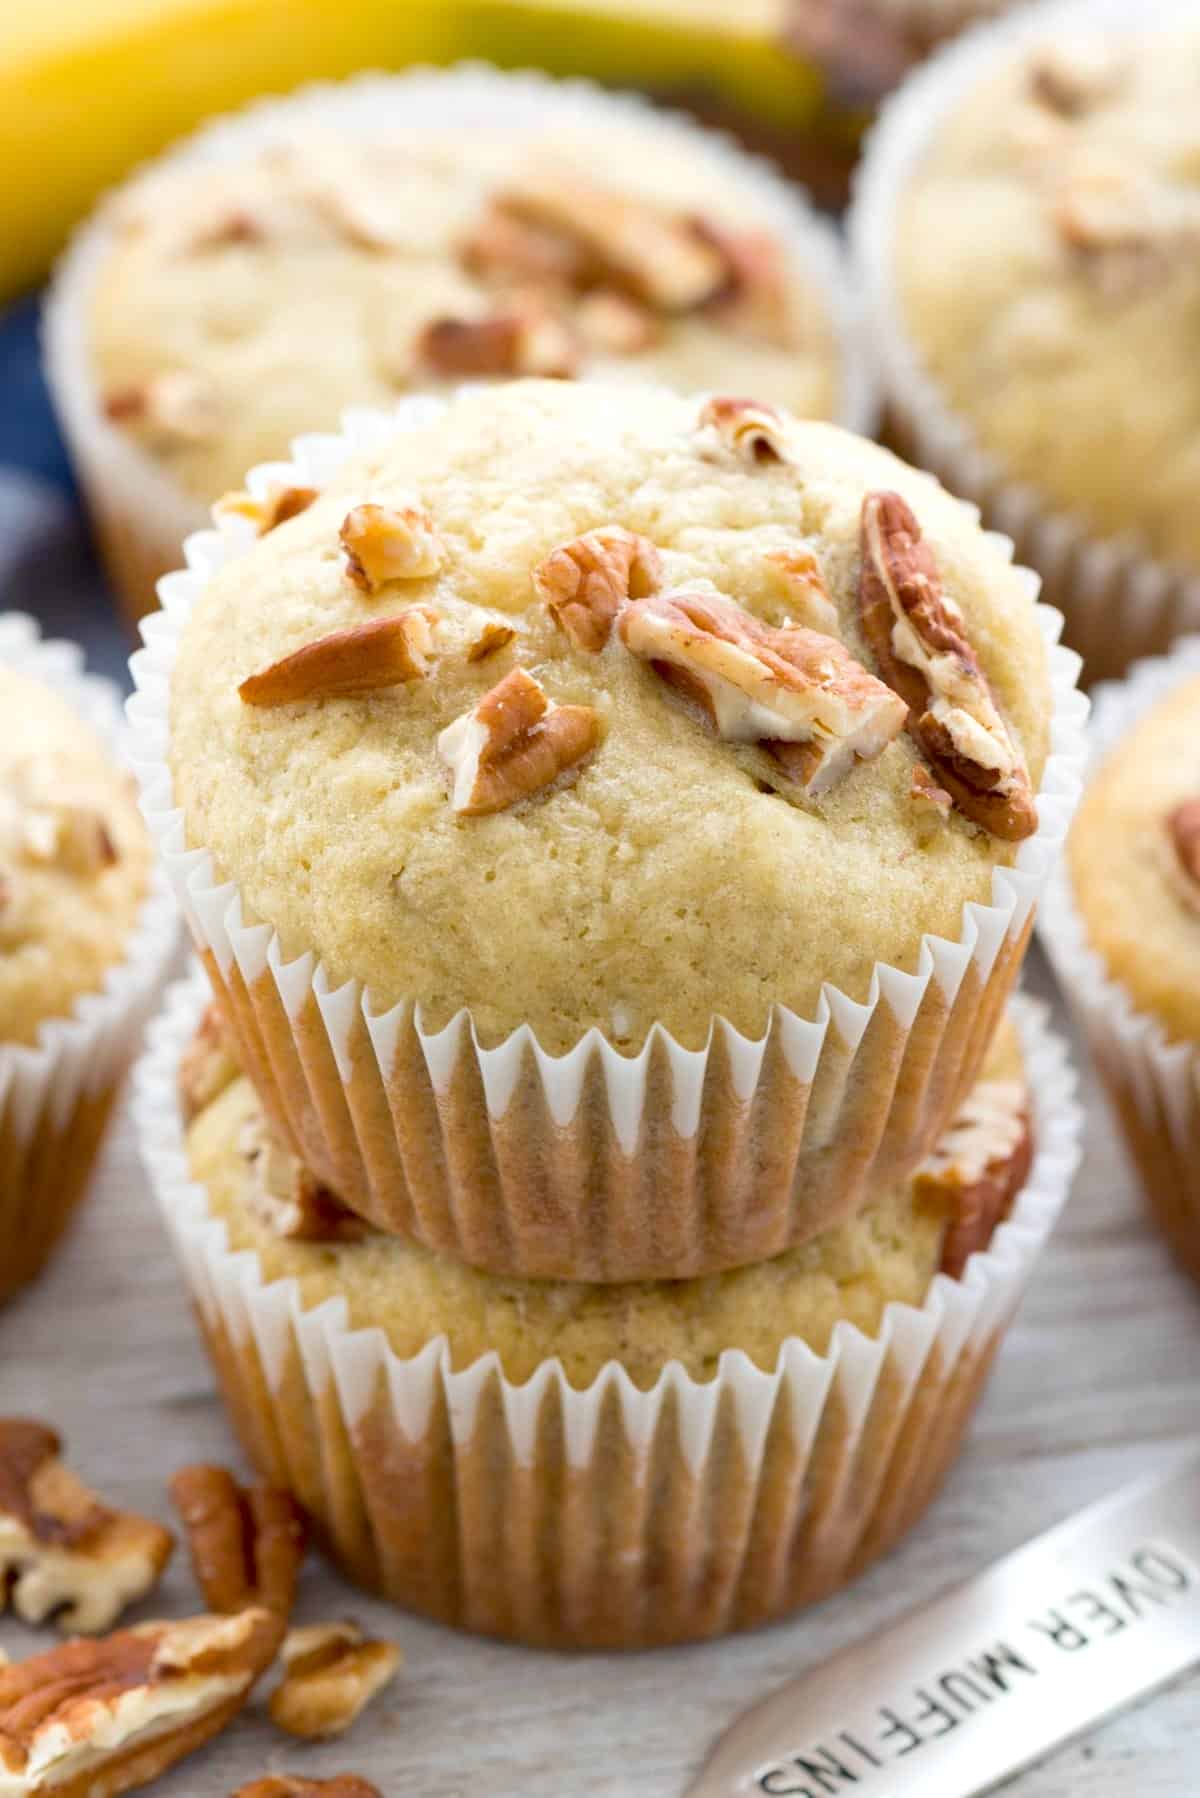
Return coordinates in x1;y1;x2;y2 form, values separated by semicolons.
126;391;1087;1280
43;61;877;630
0;614;178;1304
849;0;1200;684
135;967;1080;1649
1039;635;1200;1284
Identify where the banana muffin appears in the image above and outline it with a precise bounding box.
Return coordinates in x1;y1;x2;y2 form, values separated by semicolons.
151;377;1073;1275
49;68;864;622
1053;662;1200;1279
153;985;1066;1649
0;658;168;1302
855;6;1200;675
151;378;1072;1275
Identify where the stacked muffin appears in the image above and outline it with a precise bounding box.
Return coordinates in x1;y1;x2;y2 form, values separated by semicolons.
130;378;1085;1647
46;65;870;626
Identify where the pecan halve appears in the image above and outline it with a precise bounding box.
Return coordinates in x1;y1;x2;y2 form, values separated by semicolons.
239;1116;371;1243
179;1003;240;1125
699;395;797;465
619;588;907;798
858;491;1037;840
238;612;437;706
234;1779;383;1798
533;526;662;652
438;667;602;816
1166;798;1200;914
268;1622;401;1740
916;1079;1033;1280
214;485;318;535
0;1606;277;1798
499;172;728;312
340;502;444;591
0;1419;173;1635
168;1465;305;1638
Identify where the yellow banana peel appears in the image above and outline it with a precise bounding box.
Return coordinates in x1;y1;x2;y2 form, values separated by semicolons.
1;0;832;300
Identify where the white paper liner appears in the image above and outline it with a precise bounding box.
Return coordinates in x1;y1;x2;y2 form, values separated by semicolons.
43;60;876;627
0;613;178;1302
124;389;1088;1279
1039;634;1200;1282
135;965;1080;1648
848;0;1200;682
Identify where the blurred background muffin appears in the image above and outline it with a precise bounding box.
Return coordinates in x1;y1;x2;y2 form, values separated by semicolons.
852;0;1200;680
46;67;870;625
0;616;176;1306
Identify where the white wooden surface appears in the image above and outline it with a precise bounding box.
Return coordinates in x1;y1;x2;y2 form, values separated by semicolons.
2;949;1199;1797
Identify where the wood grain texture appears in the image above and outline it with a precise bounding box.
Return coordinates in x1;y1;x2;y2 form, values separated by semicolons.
0;949;1198;1796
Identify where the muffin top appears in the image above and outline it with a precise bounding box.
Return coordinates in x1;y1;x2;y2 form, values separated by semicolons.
0;672;152;1047
170;380;1051;1052
91;115;842;503
1069;674;1200;1044
897;27;1200;567
185;1007;1029;1387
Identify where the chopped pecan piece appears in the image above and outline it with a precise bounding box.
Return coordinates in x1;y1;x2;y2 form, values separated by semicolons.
909;765;953;828
1030;38;1125;115
0;1606;277;1798
103;370;220;444
764;548;840;636
234;1779;382;1798
416;302;578;379
239;1116;370;1243
499;172;728;312
238;612;436;707
916;1080;1033;1279
179;1004;241;1125
858;491;1037;840
690;219;798;348
466;619;516;663
533;526;662;652
699;395;797;465
168;1466;305;1638
619;589;907;797
22;804;117;876
0;1420;172;1635
268;1622;401;1740
214;485;318;535
1165;798;1200;915
574;289;662;355
459;199;588;290
438;668;601;816
340;502;444;591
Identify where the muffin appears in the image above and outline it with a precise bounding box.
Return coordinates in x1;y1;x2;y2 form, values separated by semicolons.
1041;638;1200;1283
0;615;176;1303
851;0;1200;680
45;64;870;626
137;969;1080;1648
128;378;1085;1280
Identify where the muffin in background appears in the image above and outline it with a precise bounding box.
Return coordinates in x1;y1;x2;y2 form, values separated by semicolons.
851;0;1200;680
130;378;1083;1282
136;972;1078;1649
0;617;176;1304
1041;638;1200;1285
46;64;870;625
